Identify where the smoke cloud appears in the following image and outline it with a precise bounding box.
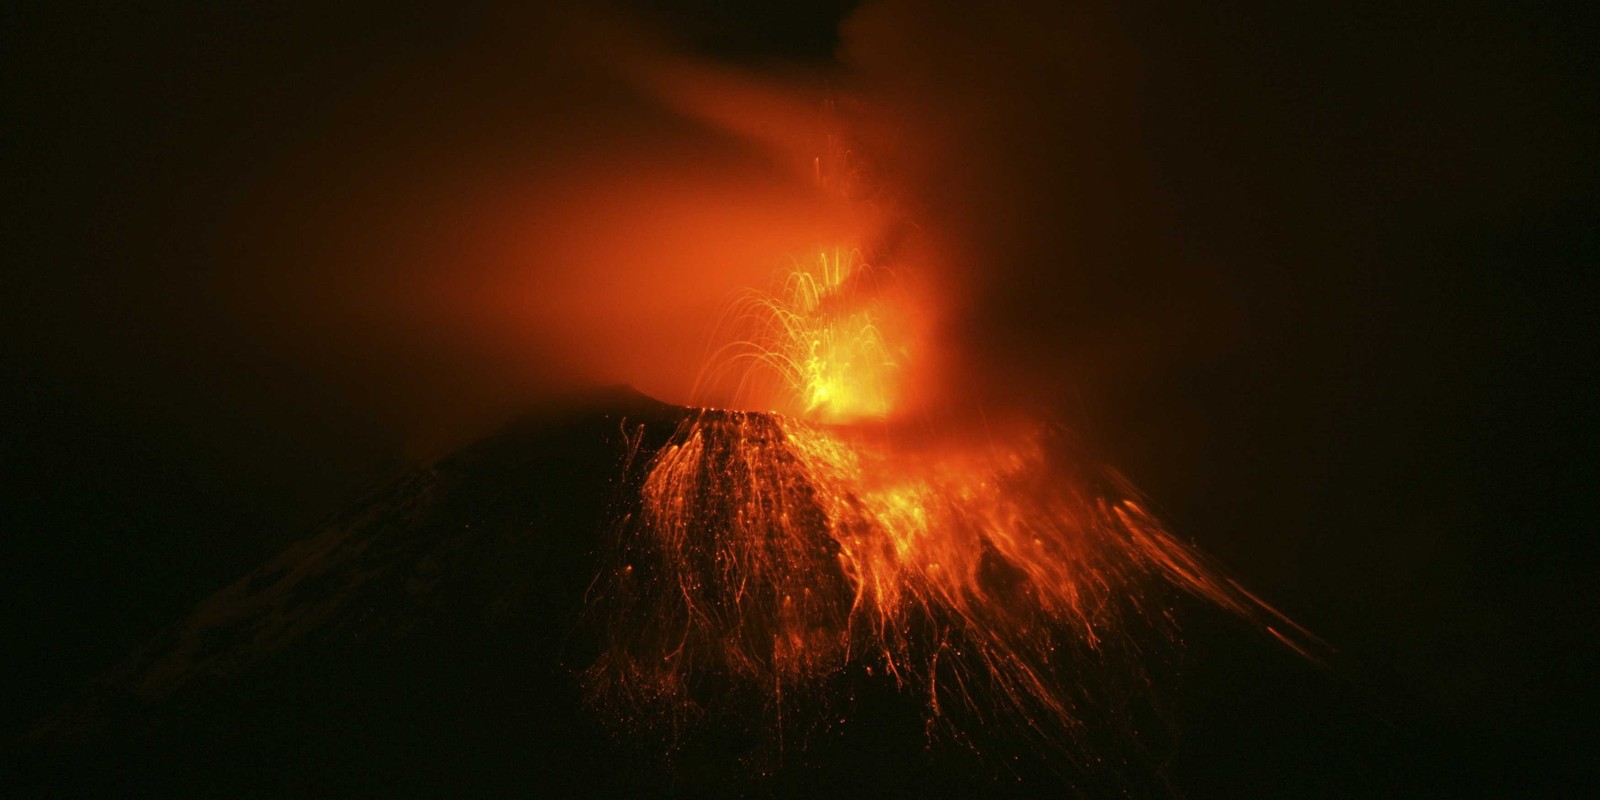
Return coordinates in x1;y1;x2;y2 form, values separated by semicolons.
9;0;1594;775
255;1;1217;442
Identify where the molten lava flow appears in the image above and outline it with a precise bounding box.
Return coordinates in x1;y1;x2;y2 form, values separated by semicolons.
587;245;1315;757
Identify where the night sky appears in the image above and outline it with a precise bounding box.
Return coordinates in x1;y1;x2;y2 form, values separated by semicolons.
6;1;1596;795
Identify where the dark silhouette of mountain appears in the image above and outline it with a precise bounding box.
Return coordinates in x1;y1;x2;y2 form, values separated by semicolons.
12;387;680;796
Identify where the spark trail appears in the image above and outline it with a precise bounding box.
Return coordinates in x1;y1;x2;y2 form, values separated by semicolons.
586;246;1316;758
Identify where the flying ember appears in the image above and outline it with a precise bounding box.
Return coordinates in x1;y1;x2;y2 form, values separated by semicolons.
693;247;904;423
586;214;1316;761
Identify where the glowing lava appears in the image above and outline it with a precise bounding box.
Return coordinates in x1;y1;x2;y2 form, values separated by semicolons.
587;243;1316;756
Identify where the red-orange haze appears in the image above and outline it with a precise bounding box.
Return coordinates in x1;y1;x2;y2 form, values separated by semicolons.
218;0;1322;768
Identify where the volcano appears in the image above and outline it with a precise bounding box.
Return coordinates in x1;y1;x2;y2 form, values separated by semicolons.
12;384;1331;796
14;387;1208;797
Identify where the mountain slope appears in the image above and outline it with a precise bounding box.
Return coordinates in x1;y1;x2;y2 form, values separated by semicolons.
14;388;695;796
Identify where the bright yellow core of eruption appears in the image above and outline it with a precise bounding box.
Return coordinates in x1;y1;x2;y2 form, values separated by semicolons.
699;248;900;422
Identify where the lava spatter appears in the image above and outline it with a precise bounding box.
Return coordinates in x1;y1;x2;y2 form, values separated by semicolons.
585;249;1318;758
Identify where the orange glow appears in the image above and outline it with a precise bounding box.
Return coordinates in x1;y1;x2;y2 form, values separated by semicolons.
587;240;1318;753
